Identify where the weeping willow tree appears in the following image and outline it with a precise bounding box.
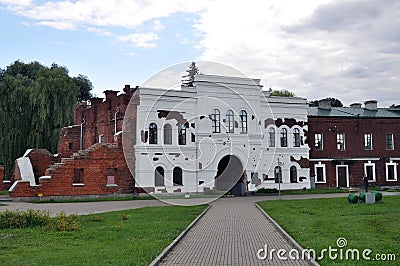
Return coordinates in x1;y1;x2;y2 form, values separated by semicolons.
0;61;92;179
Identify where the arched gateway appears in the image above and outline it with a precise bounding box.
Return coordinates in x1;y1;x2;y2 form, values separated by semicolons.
215;155;246;196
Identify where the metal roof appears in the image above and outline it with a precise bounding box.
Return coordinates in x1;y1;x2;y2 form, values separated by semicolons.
308;107;400;118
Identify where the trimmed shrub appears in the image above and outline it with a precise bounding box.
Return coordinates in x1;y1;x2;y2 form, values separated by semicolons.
347;193;359;204
372;191;383;202
359;192;366;202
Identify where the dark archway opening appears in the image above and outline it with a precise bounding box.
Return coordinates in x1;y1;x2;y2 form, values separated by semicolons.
215;155;245;196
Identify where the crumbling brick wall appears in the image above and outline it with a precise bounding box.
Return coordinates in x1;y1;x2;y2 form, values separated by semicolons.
0;165;11;191
9;142;134;198
10;86;138;198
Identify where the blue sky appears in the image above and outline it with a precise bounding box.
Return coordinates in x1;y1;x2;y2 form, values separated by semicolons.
1;0;400;107
0;2;204;96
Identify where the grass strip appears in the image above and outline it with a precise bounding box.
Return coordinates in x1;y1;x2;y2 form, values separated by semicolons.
258;196;399;265
0;204;207;265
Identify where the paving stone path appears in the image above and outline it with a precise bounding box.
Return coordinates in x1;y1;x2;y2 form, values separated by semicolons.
159;196;312;265
3;192;397;265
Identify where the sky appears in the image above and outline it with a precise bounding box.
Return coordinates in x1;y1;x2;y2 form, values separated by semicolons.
1;0;399;107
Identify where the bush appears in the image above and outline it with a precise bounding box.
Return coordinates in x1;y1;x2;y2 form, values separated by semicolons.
0;209;51;229
347;193;359;204
255;188;278;194
359;192;366;202
372;191;383;202
55;212;81;231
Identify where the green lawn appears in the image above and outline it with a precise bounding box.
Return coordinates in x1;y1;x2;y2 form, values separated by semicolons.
0;191;8;196
29;195;155;203
254;187;349;196
281;187;349;195
0;205;207;265
258;196;400;265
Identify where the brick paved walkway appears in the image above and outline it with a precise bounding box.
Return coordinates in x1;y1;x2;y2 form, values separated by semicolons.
159;196;312;265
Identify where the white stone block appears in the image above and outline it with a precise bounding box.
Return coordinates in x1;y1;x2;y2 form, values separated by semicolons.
365;192;376;204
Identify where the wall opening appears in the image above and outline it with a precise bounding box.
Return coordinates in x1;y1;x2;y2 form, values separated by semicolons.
215;155;245;195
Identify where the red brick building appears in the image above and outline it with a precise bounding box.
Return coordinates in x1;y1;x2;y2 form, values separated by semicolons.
8;86;137;199
308;100;400;188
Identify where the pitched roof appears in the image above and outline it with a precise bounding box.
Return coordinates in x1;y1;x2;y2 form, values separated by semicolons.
308;107;400;118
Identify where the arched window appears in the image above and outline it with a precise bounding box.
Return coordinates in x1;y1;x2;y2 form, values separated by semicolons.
293;128;300;147
164;124;172;145
155;166;164;186
290;166;297;183
239;110;247;134
178;124;186;145
149;123;157;144
280;128;287;147
226;110;234;133
274;166;282;183
268;128;275;147
212;109;220;133
173;167;183;186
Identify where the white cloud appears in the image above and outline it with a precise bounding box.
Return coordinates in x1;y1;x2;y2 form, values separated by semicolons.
192;0;400;106
87;27;113;36
1;0;210;29
117;32;159;48
0;0;31;9
153;20;164;31
142;69;183;89
0;0;210;50
2;0;400;106
35;20;76;30
142;61;248;89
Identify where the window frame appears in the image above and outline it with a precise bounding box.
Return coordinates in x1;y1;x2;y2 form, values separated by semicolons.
314;163;326;183
212;109;221;133
163;124;172;145
386;134;394;150
149;123;158;144
239;110;248;134
290;166;297;183
178;124;186;145
226;110;234;133
73;168;84;185
106;168;117;187
280;128;288;147
293;128;301;147
364;133;373;150
315;133;323;151
268;127;276;147
337;133;345;150
364;162;376;182
386;162;398;181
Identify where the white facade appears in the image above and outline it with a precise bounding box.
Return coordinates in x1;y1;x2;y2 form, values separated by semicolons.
131;74;310;194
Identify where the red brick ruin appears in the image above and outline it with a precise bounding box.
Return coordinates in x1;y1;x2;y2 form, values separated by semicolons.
8;85;138;199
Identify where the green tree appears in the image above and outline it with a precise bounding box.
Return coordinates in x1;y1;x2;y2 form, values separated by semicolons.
0;61;92;179
269;89;295;97
73;74;93;102
181;62;200;87
309;97;343;107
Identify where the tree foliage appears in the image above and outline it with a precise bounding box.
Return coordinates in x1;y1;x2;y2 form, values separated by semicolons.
181;62;200;87
0;61;93;179
309;97;343;107
269;88;295;97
